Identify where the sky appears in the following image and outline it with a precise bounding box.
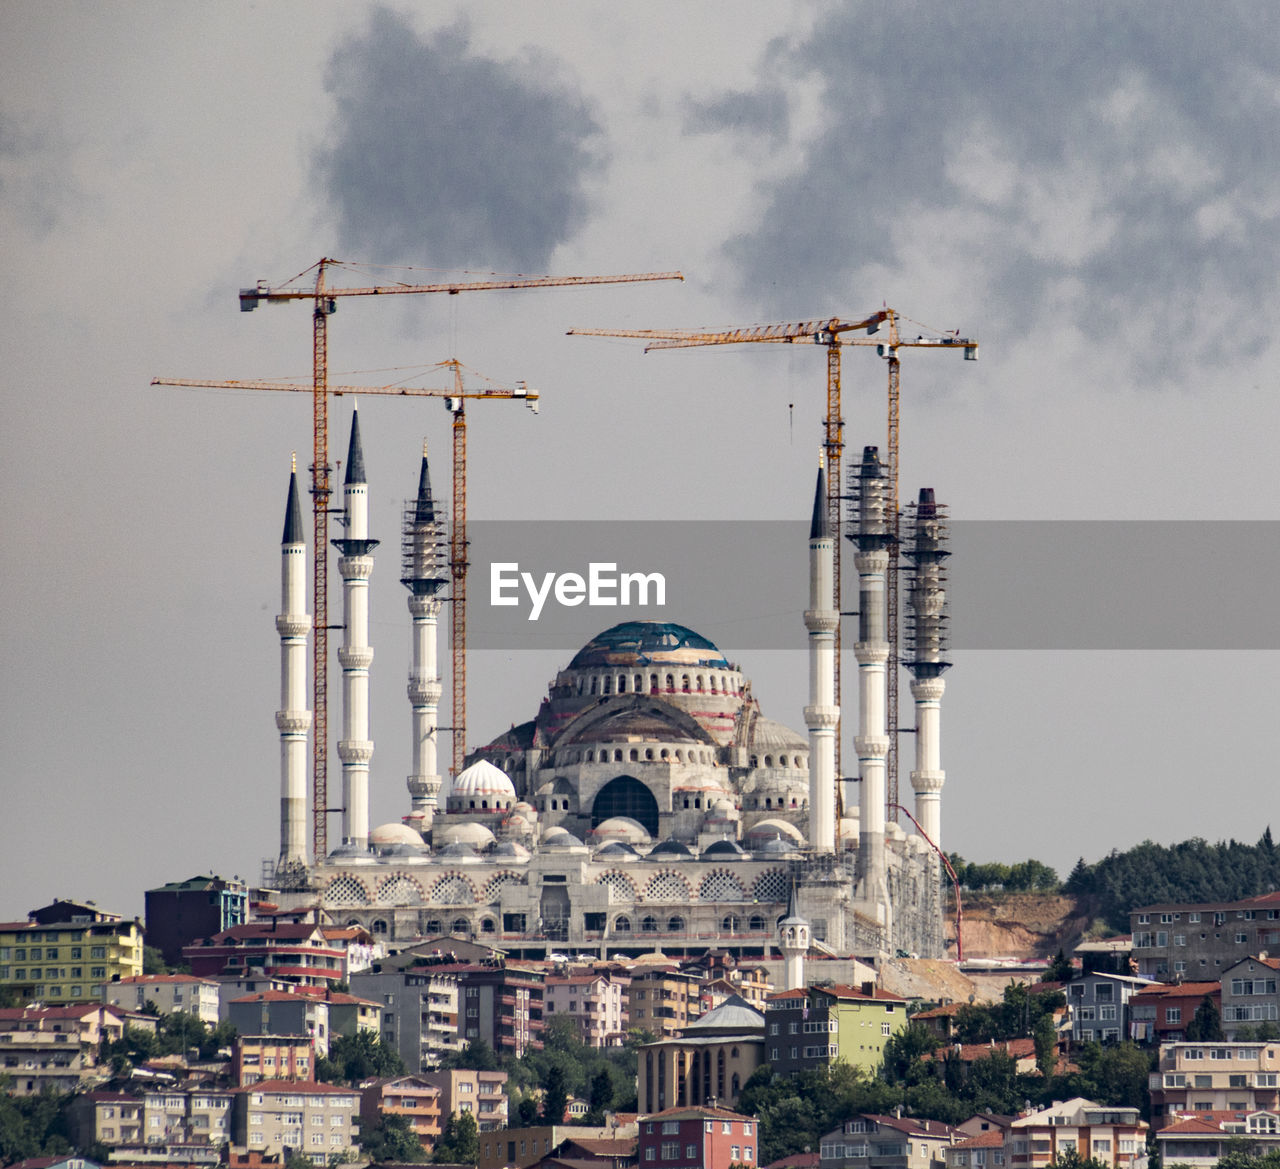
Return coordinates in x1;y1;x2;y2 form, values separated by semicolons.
4;2;1280;922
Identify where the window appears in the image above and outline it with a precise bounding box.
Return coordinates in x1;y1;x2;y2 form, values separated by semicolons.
661;1142;679;1159
1167;1008;1182;1024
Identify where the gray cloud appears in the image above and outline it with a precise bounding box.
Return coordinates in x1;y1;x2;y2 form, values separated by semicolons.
0;107;68;235
684;87;789;137
718;3;1280;384
314;9;603;272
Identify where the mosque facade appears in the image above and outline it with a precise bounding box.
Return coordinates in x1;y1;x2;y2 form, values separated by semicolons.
269;415;946;961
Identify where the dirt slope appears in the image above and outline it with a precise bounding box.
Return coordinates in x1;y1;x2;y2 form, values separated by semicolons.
946;892;1094;961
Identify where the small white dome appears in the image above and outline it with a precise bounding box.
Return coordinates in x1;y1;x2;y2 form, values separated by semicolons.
590;816;652;845
370;822;425;846
434;821;496;848
453;759;517;799
745;818;805;844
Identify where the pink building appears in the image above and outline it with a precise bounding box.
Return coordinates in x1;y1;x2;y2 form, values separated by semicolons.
545;972;628;1047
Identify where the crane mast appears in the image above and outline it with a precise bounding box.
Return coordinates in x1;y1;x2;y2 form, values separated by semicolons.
233;258;682;858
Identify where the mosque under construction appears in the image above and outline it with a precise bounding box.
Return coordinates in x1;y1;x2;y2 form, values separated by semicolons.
267;412;951;960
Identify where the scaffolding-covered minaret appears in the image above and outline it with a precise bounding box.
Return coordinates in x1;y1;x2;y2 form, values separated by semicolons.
848;446;891;926
804;457;838;854
333;409;378;852
400;440;449;835
276;457;312;874
903;487;951;849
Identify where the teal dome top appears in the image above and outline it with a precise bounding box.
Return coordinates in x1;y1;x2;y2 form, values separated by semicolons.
568;621;730;670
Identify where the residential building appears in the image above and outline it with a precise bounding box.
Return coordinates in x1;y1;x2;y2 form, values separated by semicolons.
67;1092;145;1150
1065;973;1149;1044
925;1040;1039;1077
811;984;909;1073
421;1067;509;1133
145;875;249;967
946;1129;1007;1169
1129;982;1221;1044
454;961;545;1058
1156;1109;1280;1167
637;1106;757;1169
103;974;222;1025
359;1074;442;1150
233;1035;315;1086
477;1123;636;1169
819;1114;958;1169
351;961;461;1070
638;995;764;1113
1222;957;1280;1038
183;923;345;988
627;968;701;1039
229;992;332;1057
913;1003;964;1042
230;1079;360;1164
545;972;628;1047
1149;1041;1280;1118
142;1086;235;1150
764;988;835;1077
1130;893;1280;980
0;1004;125;1095
1005;1099;1146;1168
0;901;143;1004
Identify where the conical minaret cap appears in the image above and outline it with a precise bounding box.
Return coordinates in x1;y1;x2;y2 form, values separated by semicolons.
414;441;436;522
344;409;367;485
809;462;829;540
282;469;305;545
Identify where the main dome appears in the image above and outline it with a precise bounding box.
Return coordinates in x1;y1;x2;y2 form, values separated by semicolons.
569;621;730;670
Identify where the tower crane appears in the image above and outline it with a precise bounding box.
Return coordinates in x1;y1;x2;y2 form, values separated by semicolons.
229;258;682;860
568;309;976;821
152;359;539;857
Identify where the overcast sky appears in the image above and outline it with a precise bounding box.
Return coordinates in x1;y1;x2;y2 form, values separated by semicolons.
4;2;1280;922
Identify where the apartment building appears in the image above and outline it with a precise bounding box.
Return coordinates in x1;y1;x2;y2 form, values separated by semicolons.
359;1074;442;1149
820;1114;958;1169
1149;1041;1280;1118
637;1106;757;1169
765;988;835;1076
67;1092;145;1150
0;1004;125;1095
1130;893;1280;980
230;1079;360;1164
233;1035;315;1085
103;974;221;1025
545;972;628;1046
1221;957;1280;1038
142;1086;235;1149
144;874;248;967
812;984;909;1073
421;1067;509;1132
1130;982;1221;1044
1156;1109;1280;1167
1065;973;1149;1044
0;901;143;1004
183;923;345;988
1005;1099;1146;1169
627;967;701;1039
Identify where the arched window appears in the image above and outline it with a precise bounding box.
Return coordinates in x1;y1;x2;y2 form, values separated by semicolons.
426;918;442;934
780;755;788;767
710;676;718;694
683;798;690;809
590;676;598;695
749;915;766;931
661;749;670;761
641;915;658;933
732;1072;740;1096
586;750;594;763
603;676;612;695
481;918;496;934
635;674;643;692
765;798;772;809
694;797;701;809
372;919;388;935
650;674;659;693
452;917;469;935
696;675;704;692
618;675;626;693
665;674;674;691
765;755;773;767
668;915;686;933
681;675;690;692
614;915;632;933
646;748;654;760
630;749;639;762
717;1048;726;1100
481;800;488;810
615;749;624;762
722;914;740;932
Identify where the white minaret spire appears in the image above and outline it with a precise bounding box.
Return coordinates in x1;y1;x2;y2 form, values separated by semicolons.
276;455;312;871
804;455;838;854
400;439;448;834
851;446;891;924
778;883;810;992
904;487;951;849
334;409;377;852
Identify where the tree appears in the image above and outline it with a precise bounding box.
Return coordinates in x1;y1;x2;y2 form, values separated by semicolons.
432;1110;478;1165
588;1065;614;1112
1048;1150;1110;1169
1046;949;1074;984
1186;996;1225;1042
1033;1013;1059;1078
358;1113;429;1163
436;1037;500;1072
882;1021;940;1081
540;1065;569;1124
316;1031;406;1085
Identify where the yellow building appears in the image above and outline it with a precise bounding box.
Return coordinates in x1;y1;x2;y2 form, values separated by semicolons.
812;983;909;1073
0;900;143;1004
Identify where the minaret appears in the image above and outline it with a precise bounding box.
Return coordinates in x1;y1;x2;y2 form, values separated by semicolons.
804;457;838;854
400;440;448;833
904;488;951;849
848;446;891;920
778;884;810;992
276;456;312;871
333;409;378;851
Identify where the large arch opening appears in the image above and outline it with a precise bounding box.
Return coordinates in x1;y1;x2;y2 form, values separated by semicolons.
591;775;660;837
